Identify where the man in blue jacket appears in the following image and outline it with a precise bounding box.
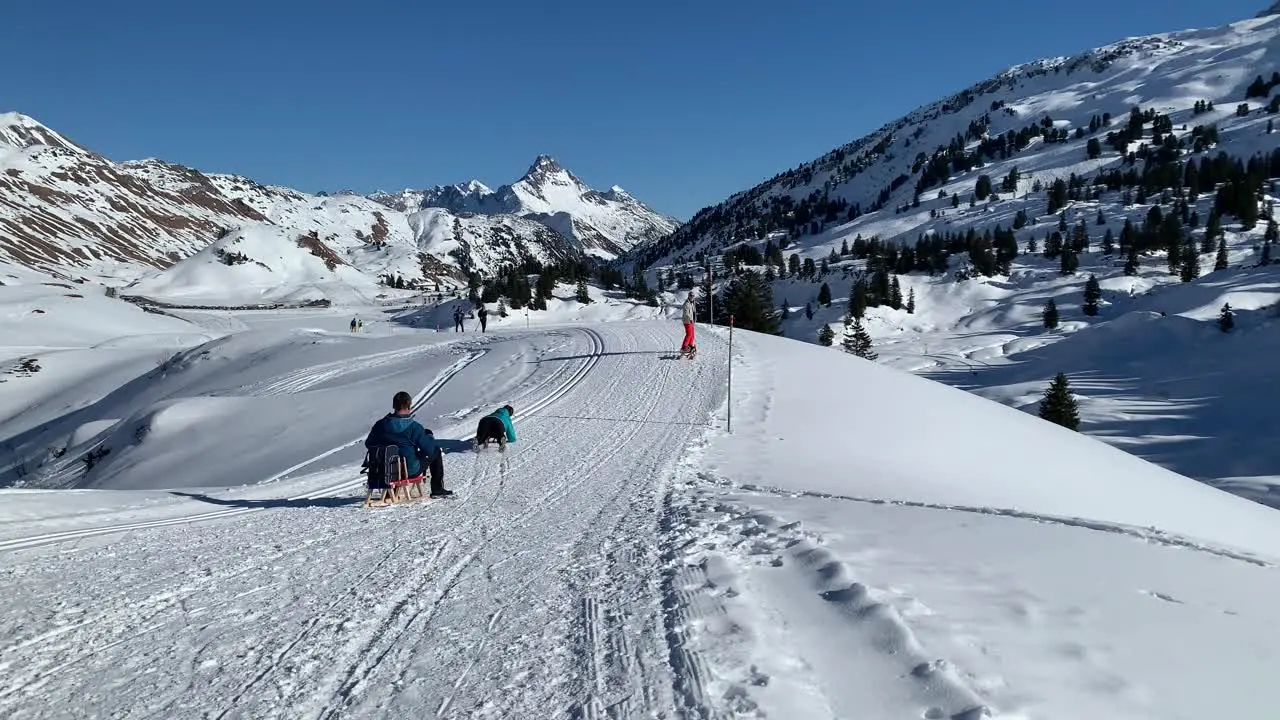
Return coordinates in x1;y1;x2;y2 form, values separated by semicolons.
365;391;452;497
474;405;516;452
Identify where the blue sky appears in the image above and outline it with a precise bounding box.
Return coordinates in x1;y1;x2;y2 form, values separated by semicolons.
2;0;1268;219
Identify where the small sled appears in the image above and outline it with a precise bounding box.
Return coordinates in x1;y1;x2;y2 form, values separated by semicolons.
362;445;427;508
472;436;507;453
679;344;697;360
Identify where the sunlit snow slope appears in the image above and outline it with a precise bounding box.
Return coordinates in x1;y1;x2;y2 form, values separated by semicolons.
2;316;1278;719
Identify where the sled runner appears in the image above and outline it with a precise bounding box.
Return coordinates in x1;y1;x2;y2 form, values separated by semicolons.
362;445;426;508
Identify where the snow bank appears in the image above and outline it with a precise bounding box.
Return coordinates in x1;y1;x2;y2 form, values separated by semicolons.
126;225;384;306
0;271;202;354
703;326;1280;559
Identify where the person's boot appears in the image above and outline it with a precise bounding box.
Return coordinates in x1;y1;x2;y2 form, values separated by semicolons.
498;435;506;453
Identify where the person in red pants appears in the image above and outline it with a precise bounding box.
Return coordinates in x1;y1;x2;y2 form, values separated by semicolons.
680;292;696;356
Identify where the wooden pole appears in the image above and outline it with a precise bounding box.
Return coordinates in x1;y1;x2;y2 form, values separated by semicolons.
728;314;733;433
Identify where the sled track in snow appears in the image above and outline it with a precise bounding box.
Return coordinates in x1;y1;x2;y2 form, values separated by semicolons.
242;344;445;397
0;324;732;719
0;329;610;554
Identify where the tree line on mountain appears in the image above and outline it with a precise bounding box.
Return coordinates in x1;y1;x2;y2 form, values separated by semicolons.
641;85;1280;275
657;95;1279;355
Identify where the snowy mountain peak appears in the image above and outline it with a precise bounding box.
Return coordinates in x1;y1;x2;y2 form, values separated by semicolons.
516;154;586;195
527;154;565;175
0;112;88;154
1260;1;1280;16
369;156;680;260
460;179;493;196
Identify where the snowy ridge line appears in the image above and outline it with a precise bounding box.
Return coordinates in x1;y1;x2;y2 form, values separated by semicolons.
0;349;488;554
703;474;1277;568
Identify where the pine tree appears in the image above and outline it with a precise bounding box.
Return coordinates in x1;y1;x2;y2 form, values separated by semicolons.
1219;303;1235;332
1200;227;1216;255
1206;210;1222;242
906;288;916;314
889;276;904;310
842;317;877;359
817;282;832;307
1267;220;1279;242
1096;208;1106;226
1059;246;1078;275
1167;238;1183;275
1214;238;1229;271
805;301;814;320
1102;228;1115;255
719;270;781;334
1124;246;1140;276
576;278;592;304
1082;275;1101;315
1038;372;1080;431
1179;243;1200;282
818;324;835;346
1043;298;1059;329
975;174;993;201
848;278;868;319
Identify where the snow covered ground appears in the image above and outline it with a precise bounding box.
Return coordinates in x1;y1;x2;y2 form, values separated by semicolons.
638;6;1280;500
3;293;1279;718
769;201;1280;502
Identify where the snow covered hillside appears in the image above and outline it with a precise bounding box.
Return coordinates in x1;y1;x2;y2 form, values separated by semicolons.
0;113;669;305
0;113;263;278
2;315;1278;719
372;155;680;259
637;7;1280;497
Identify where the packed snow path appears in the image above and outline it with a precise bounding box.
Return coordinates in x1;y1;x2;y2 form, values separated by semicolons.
0;322;728;719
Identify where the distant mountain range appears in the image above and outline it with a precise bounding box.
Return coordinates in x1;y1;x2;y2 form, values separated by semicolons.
369;154;679;259
0;112;677;304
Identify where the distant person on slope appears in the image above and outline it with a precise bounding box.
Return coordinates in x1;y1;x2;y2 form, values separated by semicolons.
680;292;696;355
477;304;488;333
473;405;516;452
453;306;465;332
365;391;452;497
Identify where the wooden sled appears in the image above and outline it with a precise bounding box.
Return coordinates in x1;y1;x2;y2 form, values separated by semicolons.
362;448;427;508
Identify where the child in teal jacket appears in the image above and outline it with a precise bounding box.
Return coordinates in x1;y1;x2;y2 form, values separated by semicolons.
474;405;516;450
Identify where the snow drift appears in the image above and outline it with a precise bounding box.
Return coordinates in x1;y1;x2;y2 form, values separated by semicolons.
703;326;1280;561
